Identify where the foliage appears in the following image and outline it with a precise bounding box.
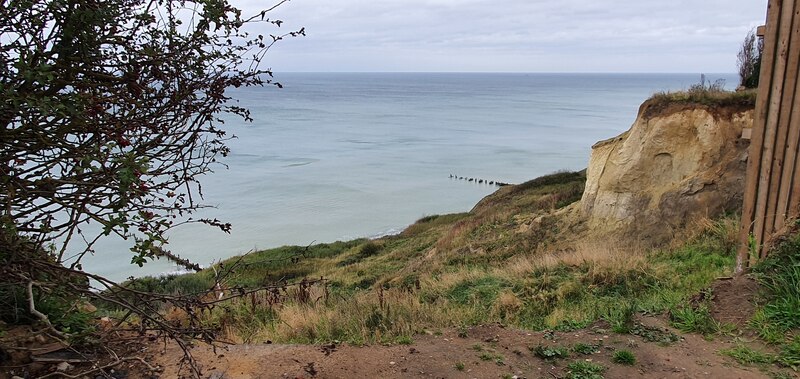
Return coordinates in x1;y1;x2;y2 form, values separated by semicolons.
611;349;637;365
738;28;764;89
0;0;302;374
1;0;302;268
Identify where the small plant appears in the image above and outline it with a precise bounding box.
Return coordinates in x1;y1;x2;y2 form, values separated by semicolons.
532;344;570;360
396;335;413;345
720;344;775;366
479;352;504;365
457;324;469;338
630;323;681;345
454;362;465;371
612;349;637;365
471;343;483;351
573;342;601;355
566;360;606;379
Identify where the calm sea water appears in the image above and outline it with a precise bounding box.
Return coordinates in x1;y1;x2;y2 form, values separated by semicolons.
83;73;737;281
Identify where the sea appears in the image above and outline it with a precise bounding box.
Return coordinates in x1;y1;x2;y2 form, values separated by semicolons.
81;73;738;282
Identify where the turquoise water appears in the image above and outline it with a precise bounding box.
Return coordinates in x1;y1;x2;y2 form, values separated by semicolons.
83;73;737;281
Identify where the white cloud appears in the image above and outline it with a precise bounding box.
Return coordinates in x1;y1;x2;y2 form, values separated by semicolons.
244;0;766;72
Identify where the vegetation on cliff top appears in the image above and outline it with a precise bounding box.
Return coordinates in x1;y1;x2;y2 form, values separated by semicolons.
110;171;742;346
644;76;757;119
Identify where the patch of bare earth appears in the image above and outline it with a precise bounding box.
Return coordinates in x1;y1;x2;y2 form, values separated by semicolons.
708;275;759;328
152;318;768;379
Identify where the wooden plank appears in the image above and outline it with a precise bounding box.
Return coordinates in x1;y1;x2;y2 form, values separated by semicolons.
742;128;753;139
764;2;800;239
754;0;794;260
785;79;800;221
738;0;783;270
758;25;767;36
774;3;800;233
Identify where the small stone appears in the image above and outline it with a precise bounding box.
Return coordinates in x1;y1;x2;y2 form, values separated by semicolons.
389;361;396;365
56;362;74;372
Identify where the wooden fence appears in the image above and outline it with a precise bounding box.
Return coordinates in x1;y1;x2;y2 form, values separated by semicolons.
737;0;800;271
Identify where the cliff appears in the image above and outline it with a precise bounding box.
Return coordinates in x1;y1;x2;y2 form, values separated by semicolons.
580;99;754;244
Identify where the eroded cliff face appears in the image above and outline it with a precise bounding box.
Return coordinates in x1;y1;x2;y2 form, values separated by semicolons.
580;101;753;243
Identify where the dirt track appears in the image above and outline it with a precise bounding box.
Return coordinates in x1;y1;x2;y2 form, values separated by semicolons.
154;319;775;379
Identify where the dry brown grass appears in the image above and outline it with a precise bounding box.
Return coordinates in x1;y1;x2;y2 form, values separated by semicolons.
493;241;646;278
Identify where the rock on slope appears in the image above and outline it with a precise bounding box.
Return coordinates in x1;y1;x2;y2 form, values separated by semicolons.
580;100;754;244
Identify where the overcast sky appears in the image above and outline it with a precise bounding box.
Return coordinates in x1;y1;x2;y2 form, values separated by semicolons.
240;0;766;73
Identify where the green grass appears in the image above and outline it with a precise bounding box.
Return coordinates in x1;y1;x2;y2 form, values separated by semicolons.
720;344;775;366
454;362;465;371
447;276;509;307
669;304;720;335
603;301;636;334
566;360;606;379
753;236;800;331
777;336;800;370
748;232;800;371
611;349;637;365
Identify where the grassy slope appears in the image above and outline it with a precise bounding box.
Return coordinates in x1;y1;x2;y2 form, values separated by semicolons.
129;170;743;346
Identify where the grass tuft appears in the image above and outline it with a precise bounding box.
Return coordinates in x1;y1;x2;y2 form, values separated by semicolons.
669;304;719;335
612;349;637;365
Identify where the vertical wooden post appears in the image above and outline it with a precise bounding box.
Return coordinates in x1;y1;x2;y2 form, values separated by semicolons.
737;0;783;271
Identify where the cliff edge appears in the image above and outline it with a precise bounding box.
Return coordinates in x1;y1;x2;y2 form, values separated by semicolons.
580;99;754;244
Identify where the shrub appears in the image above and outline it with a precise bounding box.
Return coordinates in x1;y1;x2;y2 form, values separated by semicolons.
737;28;764;88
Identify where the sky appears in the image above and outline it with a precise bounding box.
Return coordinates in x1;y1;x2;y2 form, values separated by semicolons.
239;0;767;73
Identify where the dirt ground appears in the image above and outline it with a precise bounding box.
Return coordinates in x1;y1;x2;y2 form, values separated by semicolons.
3;276;794;379
146;276;794;379
151;318;785;379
